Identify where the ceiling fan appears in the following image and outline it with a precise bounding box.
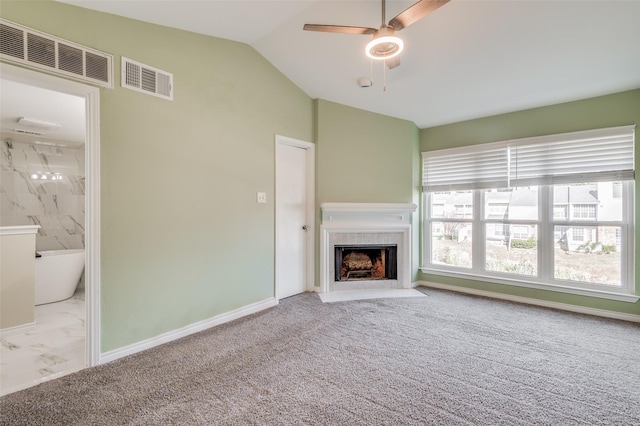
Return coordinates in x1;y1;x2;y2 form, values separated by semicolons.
304;0;450;69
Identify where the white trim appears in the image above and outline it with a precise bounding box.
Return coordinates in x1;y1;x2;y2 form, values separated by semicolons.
274;135;315;301
321;202;417;217
1;63;101;368
0;321;35;338
420;267;639;303
320;202;416;228
417;281;640;323
0;225;40;235
85;84;101;367
100;297;276;364
623;181;636;294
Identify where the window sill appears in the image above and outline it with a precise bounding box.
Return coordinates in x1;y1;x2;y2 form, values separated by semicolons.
419;267;639;303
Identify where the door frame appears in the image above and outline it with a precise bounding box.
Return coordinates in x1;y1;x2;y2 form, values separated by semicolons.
1;63;101;366
274;135;315;302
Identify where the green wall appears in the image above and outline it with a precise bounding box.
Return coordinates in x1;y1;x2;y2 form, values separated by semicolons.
316;99;418;203
419;89;640;315
315;99;420;282
1;1;314;351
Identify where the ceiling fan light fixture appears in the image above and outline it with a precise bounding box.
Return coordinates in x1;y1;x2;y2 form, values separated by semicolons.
365;27;403;60
305;0;452;66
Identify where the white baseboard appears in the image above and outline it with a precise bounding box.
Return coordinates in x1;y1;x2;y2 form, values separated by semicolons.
416;281;640;323
0;321;35;338
99;297;277;364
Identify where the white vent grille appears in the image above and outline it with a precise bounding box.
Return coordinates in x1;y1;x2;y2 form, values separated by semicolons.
0;19;113;88
122;57;173;101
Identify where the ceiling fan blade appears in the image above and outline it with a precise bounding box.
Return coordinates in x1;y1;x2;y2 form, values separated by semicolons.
388;0;450;31
386;57;401;69
303;24;377;35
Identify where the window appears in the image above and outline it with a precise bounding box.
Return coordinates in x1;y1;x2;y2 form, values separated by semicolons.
571;227;585;242
429;191;473;269
613;182;622;198
422;125;636;300
553;205;568;219
573;204;596;219
488;223;508;237
511;225;532;240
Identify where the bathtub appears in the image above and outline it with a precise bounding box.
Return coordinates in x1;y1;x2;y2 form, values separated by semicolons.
35;249;85;305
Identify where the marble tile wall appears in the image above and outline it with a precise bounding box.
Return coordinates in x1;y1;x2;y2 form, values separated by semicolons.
1;139;85;251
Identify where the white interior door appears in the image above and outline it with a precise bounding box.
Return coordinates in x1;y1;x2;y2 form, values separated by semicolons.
276;137;313;300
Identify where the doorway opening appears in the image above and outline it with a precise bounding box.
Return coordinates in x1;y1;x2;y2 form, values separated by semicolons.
0;63;100;395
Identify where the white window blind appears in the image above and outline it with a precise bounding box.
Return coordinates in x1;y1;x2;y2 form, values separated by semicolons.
422;145;509;191
422;125;635;191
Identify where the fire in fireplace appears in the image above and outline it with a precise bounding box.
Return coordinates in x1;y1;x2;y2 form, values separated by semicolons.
334;245;398;281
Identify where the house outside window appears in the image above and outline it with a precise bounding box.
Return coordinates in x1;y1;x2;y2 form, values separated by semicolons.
453;204;473;219
488;203;508;218
421;125;635;300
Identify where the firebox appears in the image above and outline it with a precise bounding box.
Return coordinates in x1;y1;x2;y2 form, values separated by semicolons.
334;245;398;281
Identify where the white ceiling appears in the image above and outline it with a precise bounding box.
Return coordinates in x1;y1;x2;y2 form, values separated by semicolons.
39;1;640;128
0;79;86;146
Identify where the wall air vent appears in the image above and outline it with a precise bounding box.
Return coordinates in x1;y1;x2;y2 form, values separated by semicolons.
0;19;113;88
121;57;173;101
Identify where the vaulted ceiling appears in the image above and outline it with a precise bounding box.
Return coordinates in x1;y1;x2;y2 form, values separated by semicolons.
47;0;640;128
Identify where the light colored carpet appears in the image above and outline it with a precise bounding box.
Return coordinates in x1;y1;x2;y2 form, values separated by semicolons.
1;287;639;425
318;288;426;303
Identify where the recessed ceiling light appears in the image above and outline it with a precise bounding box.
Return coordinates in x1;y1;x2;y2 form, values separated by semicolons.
16;117;62;131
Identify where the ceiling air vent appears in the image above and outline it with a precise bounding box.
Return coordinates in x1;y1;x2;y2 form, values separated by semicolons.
122;57;173;101
0;19;113;88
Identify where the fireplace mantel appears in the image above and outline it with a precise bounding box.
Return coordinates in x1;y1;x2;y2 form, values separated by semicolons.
319;203;417;293
321;203;416;225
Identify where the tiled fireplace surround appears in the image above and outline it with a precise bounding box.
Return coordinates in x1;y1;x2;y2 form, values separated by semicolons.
320;203;417;292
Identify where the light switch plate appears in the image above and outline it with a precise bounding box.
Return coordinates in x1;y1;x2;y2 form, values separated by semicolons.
257;192;267;203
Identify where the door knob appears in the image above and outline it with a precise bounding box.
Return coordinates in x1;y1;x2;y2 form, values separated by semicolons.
302;225;309;231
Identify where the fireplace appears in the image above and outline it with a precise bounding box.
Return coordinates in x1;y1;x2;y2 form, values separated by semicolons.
335;245;397;281
320;203;417;292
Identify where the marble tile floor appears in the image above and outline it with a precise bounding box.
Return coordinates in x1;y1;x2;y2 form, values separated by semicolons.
0;289;85;396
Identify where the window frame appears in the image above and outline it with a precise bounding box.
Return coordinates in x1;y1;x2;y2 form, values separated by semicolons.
422;183;636;303
421;126;636;302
